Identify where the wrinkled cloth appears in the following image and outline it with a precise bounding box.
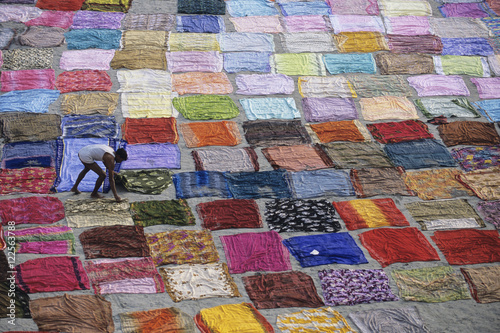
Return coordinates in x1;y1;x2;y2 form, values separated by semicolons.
277;307;355;333
461;266;500;303
438;121;500;146
177;15;225;33
71;10;124;29
451;146;500;171
283;15;330;32
178;0;225;15
35;0;86;11
59;50;115;71
56;70;112;93
197;199;262;231
0;89;60;114
0;4;42;22
327;0;379;15
1;48;53;71
334;31;388;53
378;0;432;16
434;55;489;77
111;50;167;70
243;119;310;146
279;2;331;16
384;139;456;170
350;167;414;198
19;26;65;48
120;307;196;333
476;200;500;229
121;92;175;118
432;17;491;38
0;196;64;225
121;13;176;31
25;10;74;28
179;121;241;148
60;115;119;139
386;34;443;54
172;171;232;199
240;97;299;120
306;120;370;144
1;69;55;92
223;52;272;73
1;140;56;169
0;113;61;143
64;198;134;228
456;167;500;200
173;95;238;120
348;74;413;97
321;142;393;169
0;281;31;319
168;33;220;51
225;170;292;199
323;53;376;74
167;51;222;72
441;37;494;56
288;169;355;199
121;30;168;50
60;92;119;115
236;74;294;95
298;76;354;98
330;14;384;33
65;29;122;50
280;32;336;53
130;199;195;227
302;97;357;122
10;225;75;254
192;147;259;172
226;0;279;17
0;27;15;49
272;53;326;76
384;16;431;35
404;168;473;200
122;117;178;144
0;167;56;195
367;119;434;144
473;99;500;122
349;307;431;333
217;32;275;52
172;72;232;95
471;77;500;99
414;97;479;118
117;169;173;195
407;74;470;97
81;0;133;12
117;69;171;92
375;53;435;75
360;96;418;121
439;3;493;18
120;143;180;170
262;144;334;172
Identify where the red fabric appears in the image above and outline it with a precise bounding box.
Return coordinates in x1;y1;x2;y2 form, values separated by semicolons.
55;70;112;93
122;117;179;144
366;120;434;144
197;199;263;231
0;225;5;250
0;167;56;195
36;0;86;11
359;227;440;267
0;196;64;225
431;229;500;265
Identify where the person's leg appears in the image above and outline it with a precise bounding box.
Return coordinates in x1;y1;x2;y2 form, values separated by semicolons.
87;162;106;199
70;164;91;194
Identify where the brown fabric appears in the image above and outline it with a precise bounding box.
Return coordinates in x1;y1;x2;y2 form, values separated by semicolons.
60;93;119;115
242;271;324;309
375;53;435;75
321;142;393;169
438;121;500;147
18;26;66;48
0;251;8;282
461;266;500;303
262;144;334;171
121;13;176;31
0;113;61;143
243;120;311;147
350;167;414;198
110;49;167;70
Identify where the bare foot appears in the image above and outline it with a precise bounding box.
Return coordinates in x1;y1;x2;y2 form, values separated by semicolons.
90;193;104;199
70;188;81;195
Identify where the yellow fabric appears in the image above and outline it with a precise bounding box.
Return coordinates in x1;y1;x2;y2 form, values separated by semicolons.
379;0;433;16
334;32;388;53
60;93;119;115
359;96;418;121
349;199;389;228
168;33;220;51
121;92;174;118
277;307;356;333
121;30;168;50
199;303;267;333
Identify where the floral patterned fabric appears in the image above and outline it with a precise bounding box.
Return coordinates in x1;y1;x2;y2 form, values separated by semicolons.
0;167;56;195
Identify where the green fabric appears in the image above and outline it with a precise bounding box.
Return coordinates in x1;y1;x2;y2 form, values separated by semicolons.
321;142;393;169
15;231;75;254
440;55;484;76
172;95;239;120
117;169;173;195
414;97;480;119
130;199;196;227
272;53;326;76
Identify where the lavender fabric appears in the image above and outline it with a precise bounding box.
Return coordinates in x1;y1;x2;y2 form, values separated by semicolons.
176;15;225;33
476;200;500;229
218;33;275;52
302;98;358;122
0;5;42;23
441;38;494;56
0;89;60;113
71;11;125;30
470;78;500;99
59;50;115;71
438;3;492;18
166;51;223;73
407;75;470;97
65;29;122;50
236;74;295;95
120;143;181;170
223;52;272;73
318;269;398;306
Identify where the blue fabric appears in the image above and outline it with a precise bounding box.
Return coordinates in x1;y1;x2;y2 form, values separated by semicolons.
176;15;225;33
323;54;376;74
384;139;457;170
60;115;120;139
226;0;279;17
289;169;354;199
1;140;56;169
239;97;300;120
218;33;275;52
225;170;292;199
172;171;232;199
283;232;368;267
223;52;271;73
473;99;500;122
0;89;60;113
441;38;494;56
64;29;122;50
279;2;332;16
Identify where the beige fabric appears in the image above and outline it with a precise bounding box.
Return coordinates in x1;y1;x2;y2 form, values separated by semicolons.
60;93;119;115
64;198;134;228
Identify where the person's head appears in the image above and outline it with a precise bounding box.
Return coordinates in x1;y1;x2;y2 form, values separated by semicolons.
115;148;128;163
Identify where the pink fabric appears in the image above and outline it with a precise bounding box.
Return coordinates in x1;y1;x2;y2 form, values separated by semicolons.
470;77;500;99
230;16;284;33
284;15;330;32
59;50;116;71
326;0;379;15
24;10;75;28
0;196;65;225
55;70;112;93
18;240;72;254
407;75;470;97
1;69;55;92
384;16;431;35
166;51;223;73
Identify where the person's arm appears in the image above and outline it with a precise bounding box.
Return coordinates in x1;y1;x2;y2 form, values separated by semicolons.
103;154;122;202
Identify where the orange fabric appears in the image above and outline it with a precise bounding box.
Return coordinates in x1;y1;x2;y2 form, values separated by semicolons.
308;120;370;143
172;72;233;95
121;117;179;144
180;121;242;148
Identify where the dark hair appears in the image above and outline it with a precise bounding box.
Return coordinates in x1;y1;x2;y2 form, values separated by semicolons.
116;148;128;161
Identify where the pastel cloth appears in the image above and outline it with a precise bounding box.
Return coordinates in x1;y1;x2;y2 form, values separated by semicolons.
236;74;294;95
59;50;115;71
0;196;64;225
15;256;90;293
319;269;398;306
280;32;336;53
120;307;196;333
378;0;433;16
64;29;122;50
167;51;222;72
327;0;379;15
0;4;42;22
179;121;242;148
146;230;219;266
333;198;410;230
1;48;53;70
0;89;60;113
240;97;299;120
230;15;284;33
243;271;324;309
350;167;414;198
1;140;56;169
10;225;75;254
403;168;473;200
226;0;279;17
471;77;500;99
408;74;470;97
474;99;500;122
160;263;240;302
439;3;492;18
279;2;331;16
130;199;195;227
121;13;176;31
283;15;330;32
348;74;412;97
271;53;326;76
225;170;292;199
334;31;388;53
172;72;233;95
195;303;274;333
438;121;500;146
120;143;181;170
451;146;500;171
392;266;471;302
302;97;357;122
71;10;124;29
288;169;355;199
321;142;393;168
383;139;456;170
121;30;168;50
172;171;232;199
173;95;239;120
121;117;179;144
461;266;500;303
111;50;167;70
330;15;384;33
0;113;61;143
306;120;371;143
298;76;354;98
360;96;418;121
283;232;368;267
55;70;112;94
360;227;440;268
441;37;494;56
0;27;15;49
220;230;292;273
177;15;226;33
277;308;355;333
0;167;56;195
242;120;310;146
262;144;334;172
64;198;134;228
367;119;434;144
223;52;272;73
476;200;500;229
384;16;431;35
192;147;259;172
25;10;75;28
217;33;275;52
414;97;480;118
323;53;376;74
434;55;489;77
386;34;443;54
375;53;435;75
432;229;500;265
81;0;133;12
84;257;165;294
117;69;171;92
121;93;175;118
349;307;430;333
35;0;85;11
431;17;491;38
197;199;262;230
168;33;220;51
456;168;500;201
19;26;65;48
177;0;225;15
1;69;55;91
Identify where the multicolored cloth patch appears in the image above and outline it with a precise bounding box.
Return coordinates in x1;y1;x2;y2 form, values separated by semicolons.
451;146;500;171
0;167;56;195
117;169;173;195
277;307;355;333
476;200;500;229
456;167;500;201
120;307;196;333
404;168;473;200
10;225;75;254
64;198;134;228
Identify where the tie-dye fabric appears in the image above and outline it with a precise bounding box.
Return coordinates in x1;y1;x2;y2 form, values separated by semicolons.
0;89;59;113
24;10;75;28
441;37;494;56
476;200;500;229
404;168;473;200
451;146;500;171
60;115;119;138
1;69;55;92
438;3;493;18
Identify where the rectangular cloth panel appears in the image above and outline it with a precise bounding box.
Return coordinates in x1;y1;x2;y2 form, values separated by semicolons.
327;0;379;15
120;143;181;170
197;198;262;230
350;167;414;198
349;307;431;333
414;97;479;118
11;225;75;254
302;97;357;122
110;49;167;70
160;263;240;302
71;10;125;29
117;169;173;195
243;271;324;309
64;29;122;50
439;3;493;18
471;77;500;99
121;13;176;31
55;70;112;94
122;117;178;144
0;89;60;113
220;230;291;273
431;229;500;265
121;92;174;118
323;53;376;74
121;30;168;50
236;74;294;95
279;2;331;16
360;96;418;121
25;10;75;29
64;198;134;228
367;119;434;144
386;35;443;54
280;32;336;53
319;269;398;306
298;76;355;98
265;198;341;233
476;200;500;229
262;144;334;172
60;49;115;71
31;294;114;333
438;121;500;146
60;92;119;115
173;95;238;120
167;51;223;73
60;115;119;138
0;167;56;195
177;0;225;15
359;227;440;268
431;17;491;38
130;199;195;227
334;31;388;53
456;168;500;200
271;53;326;76
225;170;292;199
226;0;279;17
177;15;226;33
172;72;233;95
84;257;165;294
229;15;284;33
329;15;384;33
348;74;412;97
1;48;53;70
384;16;431;35
146;230;219;266
333;198;409;230
81;0;133;13
120;307;196;333
223;52;272;73
15;256;89;293
461;266;500;303
0;113;61;142
451;146;500;171
240;97;299;120
242;119;310;146
79;225;150;259
283;15;330;32
192;147;259;172
172;171;232;199
441;37;494;56
0;69;55;91
19;26;65;48
403;168;474;200
383;139;457;170
168;33;220;51
0;196;64;225
288;169;355;199
375;53;435;75
35;0;85;11
321;142;393;169
277;308;355;333
179;121;241;148
0;5;41;23
218;32;275;52
117;69;171;92
434;55;489;77
378;0;432;16
306;120;371;144
1;140;56;169
283;232;367;267
392;266;471;303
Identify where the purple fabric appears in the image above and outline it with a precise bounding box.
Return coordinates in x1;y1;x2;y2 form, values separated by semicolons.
166;51;223;73
284;15;330;32
1;69;55;92
25;10;75;28
71;10;125;29
476;200;500;229
439;3;491;18
441;38;494;56
318;269;399;306
120;143;181;170
471;77;500;99
407;75;470;97
302;98;358;122
236;74;295;95
384;16;431;35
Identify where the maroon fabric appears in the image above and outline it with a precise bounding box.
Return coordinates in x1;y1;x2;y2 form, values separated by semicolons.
0;196;65;225
197;199;263;231
36;0;86;11
367;120;434;144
